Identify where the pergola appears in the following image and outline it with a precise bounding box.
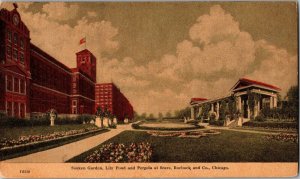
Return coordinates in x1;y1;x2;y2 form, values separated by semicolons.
190;78;281;122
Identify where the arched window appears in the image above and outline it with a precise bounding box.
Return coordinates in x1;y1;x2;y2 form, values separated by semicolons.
13;33;18;45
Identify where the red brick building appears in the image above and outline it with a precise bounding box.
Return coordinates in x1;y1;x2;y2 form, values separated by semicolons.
0;5;134;119
95;83;134;122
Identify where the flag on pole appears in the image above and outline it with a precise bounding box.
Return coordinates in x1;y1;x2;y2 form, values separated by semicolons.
79;37;86;45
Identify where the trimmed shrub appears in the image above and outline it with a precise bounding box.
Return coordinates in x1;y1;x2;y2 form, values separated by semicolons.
209;120;224;126
0;115;95;127
76;114;95;124
254;115;266;122
243;121;298;129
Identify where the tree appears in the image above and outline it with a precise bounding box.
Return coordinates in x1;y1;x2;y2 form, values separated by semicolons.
286;85;299;119
141;113;147;119
174;110;181;118
165;111;172;118
219;101;227;120
201;103;210;119
149;113;154;119
158;112;163;119
227;95;237;119
95;106;105;127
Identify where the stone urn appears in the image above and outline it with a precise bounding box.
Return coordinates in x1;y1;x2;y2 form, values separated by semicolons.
184;117;187;123
95;117;102;128
103;117;109;127
90;119;95;124
49;109;57;126
237;117;243;127
113;117;118;125
108;118;112;126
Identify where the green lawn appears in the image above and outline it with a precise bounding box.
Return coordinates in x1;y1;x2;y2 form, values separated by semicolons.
68;130;298;162
0;124;96;140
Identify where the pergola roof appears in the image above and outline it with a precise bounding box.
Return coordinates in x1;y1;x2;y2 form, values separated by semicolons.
231;78;281;92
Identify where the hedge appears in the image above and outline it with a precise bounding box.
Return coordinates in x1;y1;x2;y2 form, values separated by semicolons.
0;114;95;127
243;121;298;129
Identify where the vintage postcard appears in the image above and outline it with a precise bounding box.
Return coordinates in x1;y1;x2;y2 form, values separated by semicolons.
0;1;298;178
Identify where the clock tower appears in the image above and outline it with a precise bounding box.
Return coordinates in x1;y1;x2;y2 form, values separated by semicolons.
0;3;31;118
76;49;96;82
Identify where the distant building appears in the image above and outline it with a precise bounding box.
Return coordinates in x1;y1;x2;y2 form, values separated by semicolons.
95;83;134;122
0;5;133;118
190;78;281;122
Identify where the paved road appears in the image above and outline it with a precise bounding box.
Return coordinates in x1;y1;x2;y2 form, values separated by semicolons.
3;124;132;163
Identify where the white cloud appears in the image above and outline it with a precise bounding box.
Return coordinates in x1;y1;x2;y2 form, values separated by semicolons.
246;40;298;95
42;2;79;21
6;3;296;115
17;4;119;77
87;11;97;17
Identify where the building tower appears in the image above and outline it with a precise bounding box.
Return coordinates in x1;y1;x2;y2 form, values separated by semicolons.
76;49;96;82
0;3;31;118
70;49;97;115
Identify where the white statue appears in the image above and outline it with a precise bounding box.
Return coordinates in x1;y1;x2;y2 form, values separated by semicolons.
49;109;57;126
124;118;129;124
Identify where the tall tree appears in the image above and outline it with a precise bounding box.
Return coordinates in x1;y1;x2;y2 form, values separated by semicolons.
158;112;163;119
165;111;172;118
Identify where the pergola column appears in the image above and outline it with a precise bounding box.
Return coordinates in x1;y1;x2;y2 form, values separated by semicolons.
216;102;220;120
273;96;277;108
198;106;203;119
237;96;242;112
270;96;274;109
191;107;195;119
255;99;260;118
211;103;214;113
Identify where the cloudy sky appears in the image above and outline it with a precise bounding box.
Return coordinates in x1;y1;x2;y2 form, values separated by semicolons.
1;2;298;116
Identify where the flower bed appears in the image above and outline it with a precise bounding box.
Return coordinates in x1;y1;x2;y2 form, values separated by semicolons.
84;142;152;163
0;126;99;149
147;130;220;138
265;133;298;143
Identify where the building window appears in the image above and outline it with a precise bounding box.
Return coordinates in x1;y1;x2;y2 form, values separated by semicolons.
7;30;12;41
20;38;24;49
72;100;77;106
13;33;18;45
6;46;11;56
14;77;19;92
20;53;24;64
13;49;18;60
6;75;13;91
20;79;25;94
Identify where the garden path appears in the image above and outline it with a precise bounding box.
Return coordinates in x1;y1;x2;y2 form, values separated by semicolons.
3;124;132;163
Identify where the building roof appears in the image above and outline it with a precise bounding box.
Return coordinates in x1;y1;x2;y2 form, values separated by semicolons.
232;78;281;91
191;98;208;102
190;98;207;105
76;49;96;59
